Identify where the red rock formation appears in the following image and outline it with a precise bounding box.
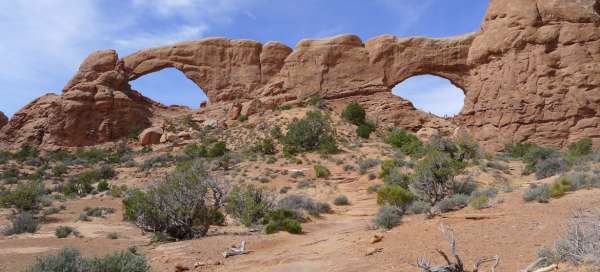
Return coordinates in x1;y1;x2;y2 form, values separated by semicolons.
0;111;7;129
2;0;600;151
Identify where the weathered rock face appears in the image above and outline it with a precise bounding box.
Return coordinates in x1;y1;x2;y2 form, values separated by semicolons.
0;111;7;129
2;0;600;151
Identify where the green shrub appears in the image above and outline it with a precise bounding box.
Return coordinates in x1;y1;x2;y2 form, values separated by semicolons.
505;142;537;158
2;181;45;211
373;206;403;229
55;226;78;238
281;111;338;155
468;195;490;209
139;154;173;171
4;212;38;235
383;168;411;189
410;149;461;204
313;164;330;178
296;179;314;189
26;247;150;272
97;180;110;192
107;232;119;239
207;141;228;157
385;129;423;157
225;184;273;227
14;144;39;162
123;160;228;239
333;195;350;206
252;138;276;155
356;123;375;139
263;208;302;234
238;114;248;122
379;159;401;178
278;104;292;111
523;184;550;203
376;185;414;209
75;148;109;165
549;176;573;198
342;101;366;126
184;143;207;158
358;157;381;174
568;137;593;157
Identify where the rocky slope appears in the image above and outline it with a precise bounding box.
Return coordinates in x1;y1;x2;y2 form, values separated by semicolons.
2;0;600;151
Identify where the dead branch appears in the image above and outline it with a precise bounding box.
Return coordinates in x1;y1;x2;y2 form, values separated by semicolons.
440;213;504;220
416;224;500;272
223;240;248;258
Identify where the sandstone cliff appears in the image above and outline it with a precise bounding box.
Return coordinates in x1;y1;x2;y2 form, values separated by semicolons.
2;0;600;151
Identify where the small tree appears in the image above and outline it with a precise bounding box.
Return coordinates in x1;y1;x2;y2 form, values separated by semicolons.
281;111;338;155
342;101;366;126
123;160;228;239
410;150;459;205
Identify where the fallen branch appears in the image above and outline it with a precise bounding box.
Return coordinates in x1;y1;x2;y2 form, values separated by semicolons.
223;240;248;258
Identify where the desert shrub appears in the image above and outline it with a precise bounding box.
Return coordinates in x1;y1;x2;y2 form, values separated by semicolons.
407;200;431;214
107;232;119;239
410;149;461;205
13;144;39;162
376;185;414;209
333;195;350;206
568;137;593;158
468;195;490;209
313;164;330;178
278;194;330;217
2;165;20;184
0;151;11;164
84;206;115;217
549;176;573;198
279;186;291;194
290;171;305;178
281;111;338;155
535;157;568;179
435;194;470;213
505;142;537;158
74;148;110;165
123;160;228;239
4;212;38;235
368;172;377;180
207;141;228;157
139;154;173;171
373;206;403;229
184;143;207;158
238;114;248;122
356;123;375;139
263;208;303;234
225;184;273;227
278;104;292;111
383;168;411;189
97;180;110;192
522;183;550;203
385;129;423;157
453;133;482;161
566;172;600;189
55;226;78;238
379;159;401;178
252;138;277;155
2;181;45;211
296;179;314;189
358;157;380;174
367;184;382;193
52;163;69;178
110;185;127;198
342;101;366;126
450;176;478;196
343;164;355;172
26;247;150;272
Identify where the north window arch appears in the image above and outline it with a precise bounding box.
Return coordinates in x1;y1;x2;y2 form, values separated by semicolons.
129;67;208;109
392;75;465;118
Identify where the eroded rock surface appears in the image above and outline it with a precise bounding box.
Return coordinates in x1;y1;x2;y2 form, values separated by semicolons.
0;111;7;129
2;0;600;151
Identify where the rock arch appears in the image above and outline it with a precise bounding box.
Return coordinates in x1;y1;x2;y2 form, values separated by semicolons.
2;0;600;151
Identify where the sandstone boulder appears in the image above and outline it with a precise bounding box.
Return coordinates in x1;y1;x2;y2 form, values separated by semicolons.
139;127;163;145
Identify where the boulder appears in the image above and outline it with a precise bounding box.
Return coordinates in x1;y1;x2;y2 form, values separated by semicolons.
139;127;163;145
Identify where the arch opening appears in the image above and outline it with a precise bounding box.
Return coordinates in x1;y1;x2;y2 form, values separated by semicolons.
391;75;465;118
129;67;208;109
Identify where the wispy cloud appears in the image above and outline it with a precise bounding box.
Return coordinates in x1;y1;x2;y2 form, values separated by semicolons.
376;0;436;34
114;24;210;51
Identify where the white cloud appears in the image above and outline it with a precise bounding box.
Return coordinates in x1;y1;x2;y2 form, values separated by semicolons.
114;24;210;51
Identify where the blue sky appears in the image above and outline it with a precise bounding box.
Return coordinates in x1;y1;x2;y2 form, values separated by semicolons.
0;0;489;117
